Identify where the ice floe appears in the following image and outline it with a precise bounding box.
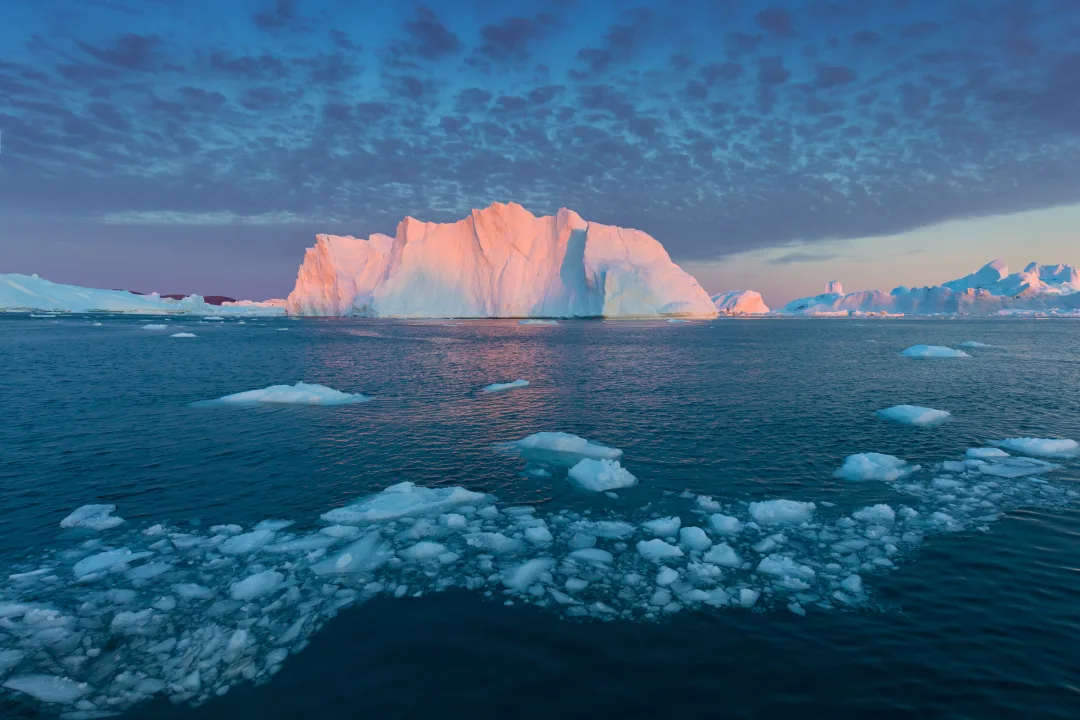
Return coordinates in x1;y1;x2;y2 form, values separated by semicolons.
876;405;952;426
59;505;125;532
481;379;530;393
518;320;558;325
0;447;1075;716
199;382;372;406
834;453;915;482
503;432;623;462
959;341;990;348
141;324;167;331
567;459;637;492
998;437;1079;458
171;332;197;338
900;345;970;358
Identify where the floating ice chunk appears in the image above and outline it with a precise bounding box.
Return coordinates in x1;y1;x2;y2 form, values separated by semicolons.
230;570;284;600
173;583;214;599
678;527;711;551
703;543;741;568
738;589;760;607
518;319;558;325
402;542;447;562
708;514;743;536
502;558;555;590
171;332;197;338
998;437;1079;458
506;432;622;460
636;539;684;561
59;504;125;532
977;457;1059;477
834;453;912;482
201;382;372;406
656;567;679;586
524;526;553;544
900;345;970;358
320;525;361;539
481;379;530;393
966;447;1009;459
876;405;951;426
852;504;896;524
203;316;224;321
311;532;393;575
757;555;816;580
840;574;864;594
263;535;338;554
3;675;90;704
958;341;990;348
643;517;681;537
73;549;152;579
125;562;173;581
141;324;167;331
321;482;487;524
569;548;614;564
567;458;638;492
569;520;635;539
748;500;816;525
466;532;524;554
219;529;276;555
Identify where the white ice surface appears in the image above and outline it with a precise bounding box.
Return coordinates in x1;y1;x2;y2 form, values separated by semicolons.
834;453;914;482
201;382;372;406
59;505;125;532
900;345;971;358
505;432;623;461
998;437;1079;458
876;405;951;426
567;459;638;492
481;380;530;393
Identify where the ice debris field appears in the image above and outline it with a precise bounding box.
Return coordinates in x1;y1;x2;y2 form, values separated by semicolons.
0;433;1076;716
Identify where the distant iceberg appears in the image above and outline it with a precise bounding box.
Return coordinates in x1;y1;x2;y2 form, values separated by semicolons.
876;405;952;426
900;345;970;358
777;261;1080;317
481;379;530;393
285;202;718;319
199;382;372;406
0;273;285;316
711;290;769;315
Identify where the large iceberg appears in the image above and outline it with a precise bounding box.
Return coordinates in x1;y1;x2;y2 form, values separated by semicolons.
777;261;1080;316
0;273;285;316
285;203;717;318
711;290;769;315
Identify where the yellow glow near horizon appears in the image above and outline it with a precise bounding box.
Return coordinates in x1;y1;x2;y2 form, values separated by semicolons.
683;203;1080;308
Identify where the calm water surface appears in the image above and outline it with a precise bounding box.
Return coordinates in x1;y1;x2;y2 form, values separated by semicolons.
0;315;1077;718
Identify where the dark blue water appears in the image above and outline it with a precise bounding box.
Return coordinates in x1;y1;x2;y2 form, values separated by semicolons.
1;315;1078;718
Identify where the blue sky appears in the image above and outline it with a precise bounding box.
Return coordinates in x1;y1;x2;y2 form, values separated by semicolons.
1;0;1079;299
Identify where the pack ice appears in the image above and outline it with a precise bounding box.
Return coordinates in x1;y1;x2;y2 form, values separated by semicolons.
285;202;717;319
0;445;1075;715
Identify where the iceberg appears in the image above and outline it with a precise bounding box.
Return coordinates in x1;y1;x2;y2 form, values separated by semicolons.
0;273;285;316
59;505;125;532
876;405;952;426
504;432;623;461
199;382;372;406
778;261;1080;317
285;203;717;319
481;379;530;393
900;345;970;359
834;453;913;482
711;290;770;315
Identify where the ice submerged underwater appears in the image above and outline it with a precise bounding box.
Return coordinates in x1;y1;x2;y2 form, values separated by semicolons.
0;429;1077;716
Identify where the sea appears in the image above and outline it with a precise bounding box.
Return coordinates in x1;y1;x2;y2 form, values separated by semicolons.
0;314;1078;719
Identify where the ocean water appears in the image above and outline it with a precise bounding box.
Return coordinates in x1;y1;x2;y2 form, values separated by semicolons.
0;315;1078;718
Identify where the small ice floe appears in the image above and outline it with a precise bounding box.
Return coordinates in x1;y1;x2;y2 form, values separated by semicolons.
567;458;637;492
748;499;816;525
959;341;990;348
900;345;970;358
59;504;125;532
29;314;58;318
518;319;558;325
481;379;530;393
202;316;224;321
502;432;623;462
3;675;90;704
998;437;1079;459
171;332;197;338
966;447;1009;459
141;324;167;331
876;405;951;426
834;453;914;482
665;319;687;323
198;382;372;406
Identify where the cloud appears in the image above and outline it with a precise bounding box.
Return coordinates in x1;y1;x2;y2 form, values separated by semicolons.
755;7;795;37
77;34;161;70
815;65;857;88
253;0;301;31
767;251;842;265
403;6;461;59
477;14;555;61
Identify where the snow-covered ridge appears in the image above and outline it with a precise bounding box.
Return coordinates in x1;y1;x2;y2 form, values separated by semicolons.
777;260;1080;317
285;202;718;318
0;274;285;316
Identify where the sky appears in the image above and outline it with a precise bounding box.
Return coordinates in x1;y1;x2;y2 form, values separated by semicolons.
1;0;1079;301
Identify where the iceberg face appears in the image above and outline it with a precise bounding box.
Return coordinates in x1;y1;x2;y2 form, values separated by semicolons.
778;260;1080;317
710;290;770;315
285;203;717;319
0;273;284;316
